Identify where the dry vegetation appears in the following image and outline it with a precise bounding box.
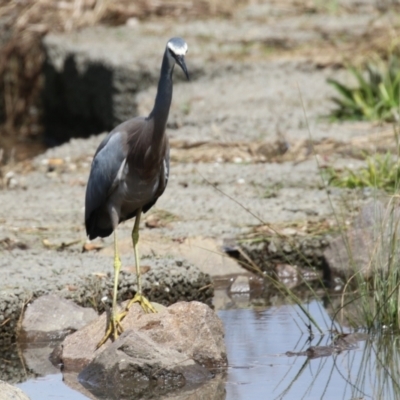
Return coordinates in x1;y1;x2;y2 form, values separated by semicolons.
0;0;244;152
0;0;399;162
169;127;399;164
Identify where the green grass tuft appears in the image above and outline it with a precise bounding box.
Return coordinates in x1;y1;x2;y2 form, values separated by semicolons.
324;152;400;193
328;56;400;122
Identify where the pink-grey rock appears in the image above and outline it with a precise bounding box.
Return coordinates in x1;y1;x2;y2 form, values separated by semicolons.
79;329;211;399
61;301;227;371
0;381;30;400
20;294;97;342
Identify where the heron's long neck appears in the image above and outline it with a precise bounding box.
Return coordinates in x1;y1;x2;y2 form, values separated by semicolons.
150;52;174;147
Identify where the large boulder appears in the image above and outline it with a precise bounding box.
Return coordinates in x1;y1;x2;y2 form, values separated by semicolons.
0;381;30;400
59;301;227;397
61;301;227;371
19;294;97;342
79;330;211;399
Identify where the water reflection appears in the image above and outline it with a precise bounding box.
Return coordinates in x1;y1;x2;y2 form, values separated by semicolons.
221;301;387;400
6;300;400;399
18;374;88;400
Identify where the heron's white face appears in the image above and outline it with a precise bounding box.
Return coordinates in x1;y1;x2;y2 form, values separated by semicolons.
166;37;189;79
167;40;188;56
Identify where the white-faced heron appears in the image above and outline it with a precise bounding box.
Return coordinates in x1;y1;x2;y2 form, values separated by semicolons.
85;37;189;347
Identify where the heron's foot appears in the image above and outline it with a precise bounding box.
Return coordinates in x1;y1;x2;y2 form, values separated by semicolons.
126;293;157;314
96;311;127;349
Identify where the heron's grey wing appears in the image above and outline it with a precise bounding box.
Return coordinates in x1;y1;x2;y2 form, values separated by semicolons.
85;131;128;236
85;118;148;238
142;141;170;214
162;141;170;190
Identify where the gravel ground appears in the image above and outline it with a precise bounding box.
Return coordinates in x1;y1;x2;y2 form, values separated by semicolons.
0;0;391;343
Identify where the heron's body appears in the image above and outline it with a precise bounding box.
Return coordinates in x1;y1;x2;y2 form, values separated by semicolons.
84;37;188;347
85;118;170;239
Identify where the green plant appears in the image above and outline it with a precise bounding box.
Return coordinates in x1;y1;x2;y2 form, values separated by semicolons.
312;0;339;13
330;198;400;333
360;205;400;331
351;334;400;400
328;56;400;122
324;152;400;193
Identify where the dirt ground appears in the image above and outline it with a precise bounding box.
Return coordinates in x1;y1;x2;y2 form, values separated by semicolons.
0;0;396;319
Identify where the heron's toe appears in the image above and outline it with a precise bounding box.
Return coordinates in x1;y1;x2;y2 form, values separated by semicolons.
126;293;157;314
96;311;126;349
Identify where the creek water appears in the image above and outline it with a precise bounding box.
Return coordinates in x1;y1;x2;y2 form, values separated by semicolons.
5;297;398;400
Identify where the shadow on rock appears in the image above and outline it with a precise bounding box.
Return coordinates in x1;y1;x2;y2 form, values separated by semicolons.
58;301;227;399
79;331;226;399
19;294;97;343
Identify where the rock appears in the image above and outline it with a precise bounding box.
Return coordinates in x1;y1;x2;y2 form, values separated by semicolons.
60;301;227;373
324;200;400;281
62;371;104;400
19;294;97;342
137;235;245;277
229;275;250;293
240;235;328;276
0;257;213;347
68;258;214;312
60;301;227;398
275;263;298;280
274;264;299;289
79;330;211;399
0;381;30;400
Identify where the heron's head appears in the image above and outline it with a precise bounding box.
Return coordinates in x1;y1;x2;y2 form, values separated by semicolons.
167;37;189;80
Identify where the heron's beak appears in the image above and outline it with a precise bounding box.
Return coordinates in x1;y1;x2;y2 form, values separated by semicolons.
176;55;190;80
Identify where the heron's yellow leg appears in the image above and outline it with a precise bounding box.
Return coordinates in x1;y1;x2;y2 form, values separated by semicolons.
125;208;156;314
97;230;126;349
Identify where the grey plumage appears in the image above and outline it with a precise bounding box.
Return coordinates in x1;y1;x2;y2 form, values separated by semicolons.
85;37;188;240
85;118;170;239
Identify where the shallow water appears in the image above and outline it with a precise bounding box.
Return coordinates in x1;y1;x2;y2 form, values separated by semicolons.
223;302;361;400
18;374;87;400
7;300;400;399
